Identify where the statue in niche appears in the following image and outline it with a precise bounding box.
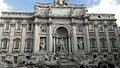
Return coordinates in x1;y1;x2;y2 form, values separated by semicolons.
78;25;83;32
35;5;41;15
39;39;46;51
58;38;65;52
77;38;83;50
40;24;46;32
54;0;68;6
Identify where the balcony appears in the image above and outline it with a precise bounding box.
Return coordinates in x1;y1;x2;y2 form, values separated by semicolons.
90;48;98;52
0;48;9;53
3;30;10;36
101;48;108;52
24;49;32;53
12;48;21;53
111;48;118;52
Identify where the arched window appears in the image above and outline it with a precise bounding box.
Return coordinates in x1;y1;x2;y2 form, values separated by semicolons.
90;38;96;48
13;38;21;49
110;38;116;48
28;23;32;31
100;38;107;48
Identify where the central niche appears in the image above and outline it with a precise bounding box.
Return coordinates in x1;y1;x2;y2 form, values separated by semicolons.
54;26;70;52
55;27;68;35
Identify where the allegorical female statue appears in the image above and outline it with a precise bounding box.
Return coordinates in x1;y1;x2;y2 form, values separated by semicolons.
54;0;68;6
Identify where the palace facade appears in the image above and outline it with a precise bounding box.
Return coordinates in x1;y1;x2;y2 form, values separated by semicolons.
0;0;120;65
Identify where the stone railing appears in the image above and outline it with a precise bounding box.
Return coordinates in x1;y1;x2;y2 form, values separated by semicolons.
24;49;32;53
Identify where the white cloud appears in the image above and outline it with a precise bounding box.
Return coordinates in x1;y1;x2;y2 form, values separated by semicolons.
88;0;120;26
0;0;11;16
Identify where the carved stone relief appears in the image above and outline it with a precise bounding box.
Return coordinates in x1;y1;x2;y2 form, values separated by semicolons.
77;24;83;32
40;24;47;33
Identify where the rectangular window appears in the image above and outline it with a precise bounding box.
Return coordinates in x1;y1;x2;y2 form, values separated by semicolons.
102;41;106;48
100;39;107;48
14;56;17;64
28;23;32;31
110;39;116;48
15;40;20;49
1;56;5;62
26;39;32;49
16;22;21;30
90;39;96;48
5;20;11;30
109;25;114;31
3;40;7;49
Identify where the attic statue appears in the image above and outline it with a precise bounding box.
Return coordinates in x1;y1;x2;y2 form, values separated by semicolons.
54;0;68;6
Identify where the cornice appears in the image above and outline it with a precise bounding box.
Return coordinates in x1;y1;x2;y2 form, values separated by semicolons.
88;18;117;21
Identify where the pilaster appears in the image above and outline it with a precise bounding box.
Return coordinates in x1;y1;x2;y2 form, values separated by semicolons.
104;24;111;52
94;24;101;52
9;21;15;53
114;24;120;49
21;20;27;53
0;23;4;50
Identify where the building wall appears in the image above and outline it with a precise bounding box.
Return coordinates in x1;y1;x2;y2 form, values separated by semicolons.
0;2;119;63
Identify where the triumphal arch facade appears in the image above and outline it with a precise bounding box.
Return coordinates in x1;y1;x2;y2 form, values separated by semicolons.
34;0;87;53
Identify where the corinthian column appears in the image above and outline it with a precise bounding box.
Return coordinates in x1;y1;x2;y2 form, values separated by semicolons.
33;22;40;53
72;22;78;52
48;22;53;52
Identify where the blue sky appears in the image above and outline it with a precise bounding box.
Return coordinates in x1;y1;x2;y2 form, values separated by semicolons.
0;0;120;26
3;0;100;12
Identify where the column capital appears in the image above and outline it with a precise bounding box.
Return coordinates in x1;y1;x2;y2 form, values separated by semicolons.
10;23;15;27
94;24;99;28
71;22;77;26
46;22;52;26
82;23;88;26
104;24;108;28
0;23;4;27
113;24;117;28
21;23;27;26
34;22;39;26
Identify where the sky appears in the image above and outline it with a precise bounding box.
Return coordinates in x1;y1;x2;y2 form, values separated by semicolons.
0;0;120;26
